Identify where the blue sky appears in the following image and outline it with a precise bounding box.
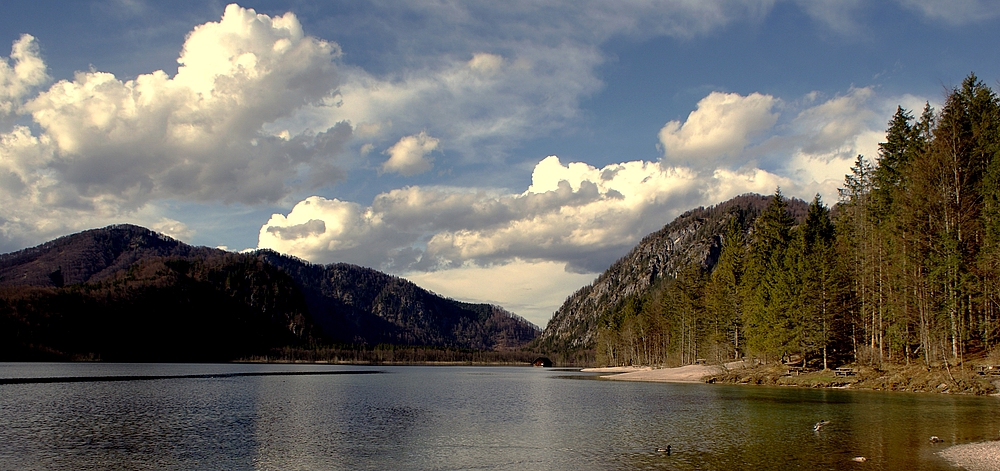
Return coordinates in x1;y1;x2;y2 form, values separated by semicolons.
2;1;999;327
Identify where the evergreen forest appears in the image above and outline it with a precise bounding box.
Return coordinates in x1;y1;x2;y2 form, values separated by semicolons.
596;74;1000;370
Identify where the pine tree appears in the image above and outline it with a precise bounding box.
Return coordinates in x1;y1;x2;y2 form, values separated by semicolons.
926;76;985;361
891;103;937;365
837;155;877;363
982;114;1000;347
782;224;806;364
964;76;1000;348
662;263;707;365
874;106;924;363
797;195;840;369
706;215;746;360
741;188;794;361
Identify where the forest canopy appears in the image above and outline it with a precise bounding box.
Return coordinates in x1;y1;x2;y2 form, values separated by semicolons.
596;73;1000;370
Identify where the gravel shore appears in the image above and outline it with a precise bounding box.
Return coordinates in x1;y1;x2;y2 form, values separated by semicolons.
938;441;1000;471
579;366;652;373
597;364;723;383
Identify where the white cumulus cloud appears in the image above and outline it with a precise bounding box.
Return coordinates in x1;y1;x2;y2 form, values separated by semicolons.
22;4;346;205
382;131;439;176
659;91;780;170
259;86;901;277
0;34;48;119
765;87;886;198
657;87;888;199
0;4;351;250
259;154;807;274
149;217;193;242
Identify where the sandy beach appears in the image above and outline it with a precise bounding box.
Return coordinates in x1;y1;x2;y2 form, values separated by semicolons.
938;441;1000;471
579;366;652;373
596;364;723;383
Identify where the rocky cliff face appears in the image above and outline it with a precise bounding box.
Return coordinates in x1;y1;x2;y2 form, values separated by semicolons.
534;194;807;353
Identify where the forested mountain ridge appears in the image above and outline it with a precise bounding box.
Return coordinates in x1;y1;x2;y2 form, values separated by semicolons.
540;73;1000;371
0;225;539;360
0;224;216;287
1;231;316;361
534;194;808;356
257;250;540;350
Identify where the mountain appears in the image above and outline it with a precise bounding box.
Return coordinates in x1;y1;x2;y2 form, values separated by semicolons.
0;225;539;361
256;250;540;350
534;194;808;355
0;224;215;287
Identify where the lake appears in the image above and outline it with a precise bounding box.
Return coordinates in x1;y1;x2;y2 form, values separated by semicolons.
0;363;997;470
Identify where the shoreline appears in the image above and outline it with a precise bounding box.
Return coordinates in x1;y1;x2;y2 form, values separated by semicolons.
579;366;651;373
593;363;1000;470
586;360;751;383
241;362;529;366
596;364;723;383
586;361;1000;395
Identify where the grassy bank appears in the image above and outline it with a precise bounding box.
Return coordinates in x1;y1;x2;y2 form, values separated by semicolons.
706;362;1000;395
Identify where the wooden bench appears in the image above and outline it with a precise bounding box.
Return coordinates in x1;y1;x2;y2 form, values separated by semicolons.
834;367;856;377
785;366;804;376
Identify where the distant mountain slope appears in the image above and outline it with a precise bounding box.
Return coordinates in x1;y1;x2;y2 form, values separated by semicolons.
0;224;215;287
1;247;315;361
257;251;540;350
0;225;539;360
534;194;807;353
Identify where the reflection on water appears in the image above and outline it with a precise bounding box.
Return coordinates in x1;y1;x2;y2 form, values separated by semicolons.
0;363;998;470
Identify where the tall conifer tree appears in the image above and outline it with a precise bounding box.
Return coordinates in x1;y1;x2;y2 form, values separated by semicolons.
742;189;793;360
707;215;746;360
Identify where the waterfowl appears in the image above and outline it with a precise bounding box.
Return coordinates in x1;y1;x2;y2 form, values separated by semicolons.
813;420;830;432
929;436;943;443
656;445;671;455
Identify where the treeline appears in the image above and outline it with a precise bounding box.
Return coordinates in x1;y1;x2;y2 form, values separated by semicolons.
597;73;1000;369
247;344;541;365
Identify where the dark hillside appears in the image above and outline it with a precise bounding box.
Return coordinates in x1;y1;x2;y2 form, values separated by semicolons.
257;251;539;350
0;252;315;361
0;224;216;287
0;226;539;361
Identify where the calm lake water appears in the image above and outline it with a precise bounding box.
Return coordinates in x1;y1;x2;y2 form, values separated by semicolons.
0;363;997;470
